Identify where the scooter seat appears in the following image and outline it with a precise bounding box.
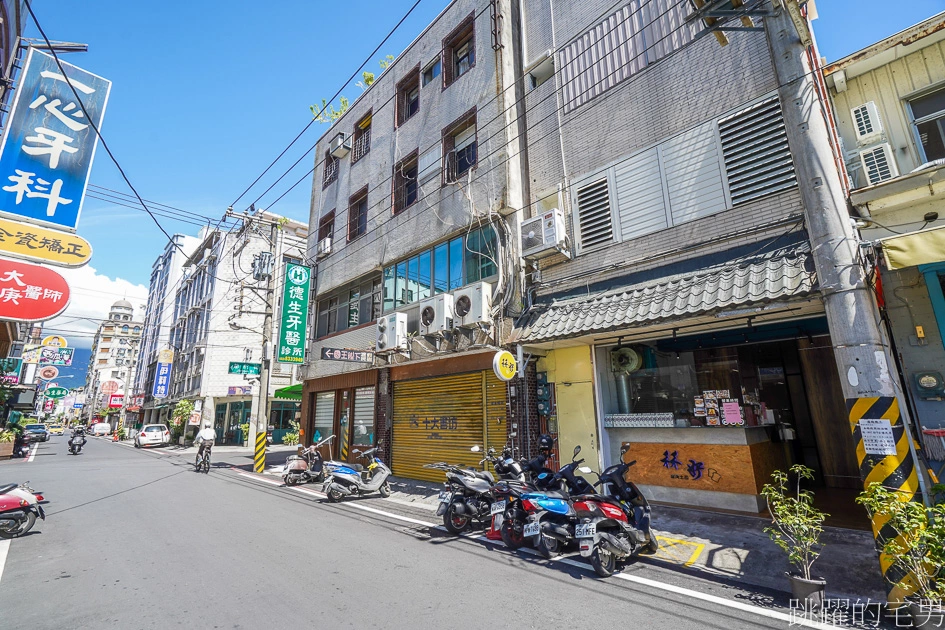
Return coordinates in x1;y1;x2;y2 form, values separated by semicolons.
0;483;17;494
351;464;364;472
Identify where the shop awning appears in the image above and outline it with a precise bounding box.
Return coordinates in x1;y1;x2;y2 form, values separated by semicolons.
880;225;945;270
274;384;302;401
514;242;817;344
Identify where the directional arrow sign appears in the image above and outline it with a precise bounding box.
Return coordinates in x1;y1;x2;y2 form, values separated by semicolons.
45;386;68;399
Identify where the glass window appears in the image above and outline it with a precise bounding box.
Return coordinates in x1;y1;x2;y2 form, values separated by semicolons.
353;387;375;446
418;250;432;301
911;88;945;162
383;266;395;312
372;279;382;320
407;256;419;304
455;36;474;78
479;226;498;279
433;243;448;294
465;229;481;285
348;289;360;327
422;58;441;87
396;261;407;307
449;237;464;290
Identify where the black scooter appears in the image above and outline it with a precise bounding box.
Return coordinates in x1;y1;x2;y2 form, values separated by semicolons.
68;429;86;455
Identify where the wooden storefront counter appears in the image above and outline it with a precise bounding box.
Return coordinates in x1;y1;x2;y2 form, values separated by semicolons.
607;427;786;513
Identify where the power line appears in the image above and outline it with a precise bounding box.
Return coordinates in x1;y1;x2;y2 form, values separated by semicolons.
230;0;426;209
23;0;191;257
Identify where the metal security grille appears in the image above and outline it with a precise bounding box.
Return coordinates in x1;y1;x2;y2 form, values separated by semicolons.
575;177;613;250
392;371;506;482
718;96;797;206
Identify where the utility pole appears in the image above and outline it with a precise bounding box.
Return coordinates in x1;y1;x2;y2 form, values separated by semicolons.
765;0;924;604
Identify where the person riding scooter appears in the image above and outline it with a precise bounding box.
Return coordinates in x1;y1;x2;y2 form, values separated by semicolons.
67;426;86;455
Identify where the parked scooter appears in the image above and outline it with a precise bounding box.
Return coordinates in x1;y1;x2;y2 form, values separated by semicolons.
266;425;274;448
323;446;392;502
426;447;497;535
283;434;335;486
497;433;563;550
519;445;596;558
573;449;658;576
68;427;86;455
13;432;31;458
0;487;45;539
0;482;45;537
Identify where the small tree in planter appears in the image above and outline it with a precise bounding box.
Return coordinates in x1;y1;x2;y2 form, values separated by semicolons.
857;482;945;627
761;464;829;609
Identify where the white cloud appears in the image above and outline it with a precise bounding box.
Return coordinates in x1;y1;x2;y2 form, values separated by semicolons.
41;264;148;348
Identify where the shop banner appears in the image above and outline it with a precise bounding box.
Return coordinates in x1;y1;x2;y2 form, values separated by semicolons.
22;343;74;365
0;48;111;231
278;263;310;364
108;393;123;408
152;348;173;399
0;357;22;384
320;347;373;363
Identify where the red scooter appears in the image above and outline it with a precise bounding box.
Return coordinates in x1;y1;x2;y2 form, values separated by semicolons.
0;488;44;539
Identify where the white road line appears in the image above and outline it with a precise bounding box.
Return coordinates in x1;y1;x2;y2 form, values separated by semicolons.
237;469;822;627
26;444;37;462
0;539;9;584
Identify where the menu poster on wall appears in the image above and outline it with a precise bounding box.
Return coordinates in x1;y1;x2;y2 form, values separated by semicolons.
721;399;744;425
717;390;730;399
693;396;706;417
705;400;720;426
704;390;717;401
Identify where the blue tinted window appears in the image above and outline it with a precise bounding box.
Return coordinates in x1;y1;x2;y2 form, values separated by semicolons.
418;250;431;301
449;238;464;290
433;243;448;294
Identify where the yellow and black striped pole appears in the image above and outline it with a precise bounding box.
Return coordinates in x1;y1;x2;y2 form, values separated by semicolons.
254;430;266;473
847;396;921;604
340;421;349;461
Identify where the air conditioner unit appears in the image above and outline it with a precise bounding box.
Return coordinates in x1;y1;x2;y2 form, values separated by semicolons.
859;143;899;186
851;102;883;144
418;293;454;335
521;208;569;259
452;282;492;327
316;237;332;258
329;132;351;158
375;312;407;352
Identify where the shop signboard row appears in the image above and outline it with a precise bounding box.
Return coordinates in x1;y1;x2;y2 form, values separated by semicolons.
22;343;74;365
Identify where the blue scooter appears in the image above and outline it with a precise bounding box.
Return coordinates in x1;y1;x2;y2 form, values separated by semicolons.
323;446;392;502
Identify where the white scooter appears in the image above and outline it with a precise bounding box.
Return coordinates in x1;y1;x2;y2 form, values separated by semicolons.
283;434;339;486
0;482;45;535
323;447;392;502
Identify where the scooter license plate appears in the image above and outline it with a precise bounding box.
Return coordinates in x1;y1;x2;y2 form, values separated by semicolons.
490;500;506;515
523;522;541;537
438;491;451;503
575;523;596;538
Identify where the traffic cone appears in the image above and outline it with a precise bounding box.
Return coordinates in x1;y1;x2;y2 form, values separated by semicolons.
112;432;118;442
485;514;504;541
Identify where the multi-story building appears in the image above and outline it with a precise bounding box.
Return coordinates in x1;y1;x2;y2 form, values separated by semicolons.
138;214;308;444
82;300;143;427
300;0;527;477
136;233;201;424
823;13;945;468
298;0;898;524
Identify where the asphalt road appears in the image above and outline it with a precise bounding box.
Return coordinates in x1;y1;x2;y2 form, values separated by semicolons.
0;436;840;630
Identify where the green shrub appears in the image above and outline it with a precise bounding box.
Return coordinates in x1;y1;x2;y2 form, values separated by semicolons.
760;465;828;580
281;432;299;446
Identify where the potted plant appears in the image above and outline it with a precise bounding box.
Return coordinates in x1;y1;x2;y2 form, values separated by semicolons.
0;429;15;459
760;464;829;609
857;482;945;627
239;422;250;446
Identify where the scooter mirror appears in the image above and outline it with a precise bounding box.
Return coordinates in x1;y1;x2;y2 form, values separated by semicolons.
578;466;593;474
470;445;481;452
572;445;581;459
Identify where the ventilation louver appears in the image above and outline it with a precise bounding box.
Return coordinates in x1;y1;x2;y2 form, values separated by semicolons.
859;144;898;185
575;178;613;250
719;96;797;205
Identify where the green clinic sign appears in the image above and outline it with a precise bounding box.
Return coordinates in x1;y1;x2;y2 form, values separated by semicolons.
45;386;68;399
278;263;311;364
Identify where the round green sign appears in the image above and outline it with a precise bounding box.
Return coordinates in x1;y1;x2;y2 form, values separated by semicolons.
45;386;68;399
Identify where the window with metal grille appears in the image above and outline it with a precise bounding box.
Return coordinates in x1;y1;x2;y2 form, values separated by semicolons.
443;13;475;89
396;69;420;126
718;96;797;205
393;151;419;214
575;178;614;249
322;151;338;188
317;210;335;242
351;112;372;163
443;111;477;183
348;189;368;241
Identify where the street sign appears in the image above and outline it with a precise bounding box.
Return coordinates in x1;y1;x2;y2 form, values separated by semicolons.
0;257;70;322
0;218;92;267
22;344;74;365
108;393;123;408
0;48;111;232
151;348;173;399
101;380;119;395
493;351;518;382
278;263;311;364
37;365;58;380
45;386;68;399
228;361;261;375
320;347;374;363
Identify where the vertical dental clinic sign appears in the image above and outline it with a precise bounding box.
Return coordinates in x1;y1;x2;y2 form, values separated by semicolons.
277;263;311;363
0;48;111;231
151;348;174;399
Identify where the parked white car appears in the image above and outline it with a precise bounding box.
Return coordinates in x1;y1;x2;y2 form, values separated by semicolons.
134;424;171;448
90;422;111;436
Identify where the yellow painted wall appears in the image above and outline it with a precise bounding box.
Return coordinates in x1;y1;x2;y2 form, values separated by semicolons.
537;346;600;471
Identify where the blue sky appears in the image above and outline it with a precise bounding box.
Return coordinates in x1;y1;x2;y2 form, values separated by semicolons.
22;0;945;347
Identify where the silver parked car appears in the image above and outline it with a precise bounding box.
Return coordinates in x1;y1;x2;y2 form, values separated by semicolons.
134;424;171;448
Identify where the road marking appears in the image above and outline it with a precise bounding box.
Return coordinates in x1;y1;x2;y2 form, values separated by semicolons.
0;539;9;584
654;535;705;567
27;444;37;462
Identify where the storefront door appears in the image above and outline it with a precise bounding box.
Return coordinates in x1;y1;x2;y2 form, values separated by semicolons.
313;392;335;458
351;386;376;457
